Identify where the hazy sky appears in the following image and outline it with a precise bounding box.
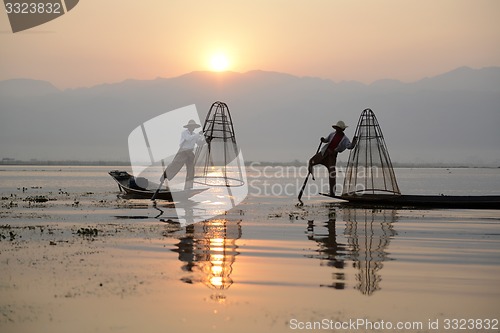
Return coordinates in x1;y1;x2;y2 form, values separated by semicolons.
1;0;499;89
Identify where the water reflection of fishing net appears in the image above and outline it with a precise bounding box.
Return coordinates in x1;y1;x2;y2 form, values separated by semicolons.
194;101;245;187
342;109;400;196
344;208;397;295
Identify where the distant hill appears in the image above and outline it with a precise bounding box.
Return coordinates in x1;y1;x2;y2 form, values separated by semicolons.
1;67;499;166
0;78;60;98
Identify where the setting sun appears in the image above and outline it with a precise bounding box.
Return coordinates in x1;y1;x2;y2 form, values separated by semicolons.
210;53;230;72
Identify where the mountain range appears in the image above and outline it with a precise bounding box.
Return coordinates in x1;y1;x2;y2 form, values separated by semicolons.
1;66;499;165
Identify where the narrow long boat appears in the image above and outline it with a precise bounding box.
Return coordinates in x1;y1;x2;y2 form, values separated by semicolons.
108;170;205;201
321;193;500;209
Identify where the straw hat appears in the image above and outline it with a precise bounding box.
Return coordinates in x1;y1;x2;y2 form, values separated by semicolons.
183;119;201;128
332;120;347;130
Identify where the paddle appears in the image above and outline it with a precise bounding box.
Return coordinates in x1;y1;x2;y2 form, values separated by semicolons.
151;160;168;201
297;140;323;206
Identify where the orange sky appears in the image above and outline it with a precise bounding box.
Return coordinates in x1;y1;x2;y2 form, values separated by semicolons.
1;0;499;89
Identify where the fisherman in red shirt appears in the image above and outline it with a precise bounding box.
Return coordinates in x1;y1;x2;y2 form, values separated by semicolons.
308;120;357;196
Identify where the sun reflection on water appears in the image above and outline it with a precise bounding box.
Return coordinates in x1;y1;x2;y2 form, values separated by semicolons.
172;219;242;299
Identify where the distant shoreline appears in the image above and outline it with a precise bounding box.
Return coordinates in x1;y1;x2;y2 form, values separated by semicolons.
0;160;130;166
0;159;498;168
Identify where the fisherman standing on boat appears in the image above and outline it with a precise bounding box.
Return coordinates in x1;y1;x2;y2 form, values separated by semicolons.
308;120;357;196
164;119;204;189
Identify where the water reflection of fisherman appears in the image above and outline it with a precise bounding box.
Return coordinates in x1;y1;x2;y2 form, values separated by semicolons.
307;207;396;294
163;119;204;189
308;120;357;196
307;209;347;289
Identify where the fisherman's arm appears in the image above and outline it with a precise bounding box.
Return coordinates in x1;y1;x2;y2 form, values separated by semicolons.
347;136;358;149
321;132;334;143
179;130;190;147
196;131;207;146
335;136;357;152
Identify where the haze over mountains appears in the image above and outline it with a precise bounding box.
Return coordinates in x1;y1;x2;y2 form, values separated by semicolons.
1;67;499;166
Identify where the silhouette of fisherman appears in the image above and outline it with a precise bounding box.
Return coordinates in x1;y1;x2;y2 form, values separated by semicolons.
308;120;357;196
163;119;204;189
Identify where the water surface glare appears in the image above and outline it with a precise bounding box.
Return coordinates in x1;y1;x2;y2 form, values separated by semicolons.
0;166;499;332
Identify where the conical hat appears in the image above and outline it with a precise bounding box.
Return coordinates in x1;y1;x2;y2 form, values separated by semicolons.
183;119;201;128
332;120;348;130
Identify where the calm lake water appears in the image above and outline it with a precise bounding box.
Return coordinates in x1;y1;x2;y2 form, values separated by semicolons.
1;165;499;332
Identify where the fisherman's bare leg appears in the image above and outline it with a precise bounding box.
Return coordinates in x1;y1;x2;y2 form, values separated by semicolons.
166;150;190;181
184;151;195;190
328;166;337;196
325;152;338;196
308;152;323;180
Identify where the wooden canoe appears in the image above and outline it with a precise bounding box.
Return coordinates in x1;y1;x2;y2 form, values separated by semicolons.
321;193;500;209
108;170;205;201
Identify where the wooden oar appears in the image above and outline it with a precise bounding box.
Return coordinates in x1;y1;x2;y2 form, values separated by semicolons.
151;160;168;201
297;140;323;206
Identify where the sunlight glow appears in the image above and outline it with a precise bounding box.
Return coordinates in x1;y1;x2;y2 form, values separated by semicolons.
210;53;230;71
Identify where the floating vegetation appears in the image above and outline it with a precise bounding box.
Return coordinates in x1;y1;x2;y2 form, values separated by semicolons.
0;231;14;241
76;228;99;237
24;195;49;203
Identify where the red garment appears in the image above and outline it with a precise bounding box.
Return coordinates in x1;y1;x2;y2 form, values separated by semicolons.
327;131;344;152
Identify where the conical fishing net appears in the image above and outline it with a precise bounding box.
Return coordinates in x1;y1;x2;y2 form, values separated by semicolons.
194;101;245;187
342;109;400;196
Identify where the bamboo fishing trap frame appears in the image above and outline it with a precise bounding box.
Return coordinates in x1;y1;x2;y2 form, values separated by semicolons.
342;108;400;196
194;101;245;187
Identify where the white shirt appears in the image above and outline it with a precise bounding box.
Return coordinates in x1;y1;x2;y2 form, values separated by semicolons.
320;131;355;155
179;129;204;150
